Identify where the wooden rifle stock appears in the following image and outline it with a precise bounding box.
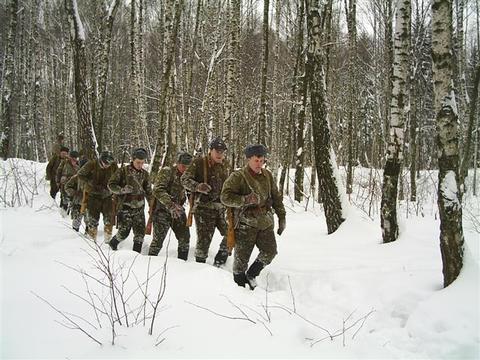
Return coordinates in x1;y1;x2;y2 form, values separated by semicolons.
145;198;156;235
226;207;235;254
186;193;194;227
80;189;88;214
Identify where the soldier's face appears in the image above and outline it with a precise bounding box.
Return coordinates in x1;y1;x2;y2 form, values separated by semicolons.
247;156;265;174
132;158;145;170
177;163;188;173
210;149;225;163
60;151;68;159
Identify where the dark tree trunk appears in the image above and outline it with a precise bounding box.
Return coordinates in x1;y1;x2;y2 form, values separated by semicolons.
306;0;345;234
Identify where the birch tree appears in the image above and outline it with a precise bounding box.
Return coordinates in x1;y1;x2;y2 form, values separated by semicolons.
432;0;464;287
258;0;270;145
1;0;19;160
65;0;98;159
305;0;345;234
380;0;410;243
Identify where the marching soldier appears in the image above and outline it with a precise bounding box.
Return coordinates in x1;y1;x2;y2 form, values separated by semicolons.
64;158;87;232
46;145;69;199
56;150;80;213
181;137;230;266
148;151;193;260
107;148;153;253
220;144;286;289
77;151;118;241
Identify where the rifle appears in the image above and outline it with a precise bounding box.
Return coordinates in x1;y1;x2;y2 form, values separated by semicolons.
186;192;194;226
145;198;156;235
80;189;88;214
226;207;235;254
111;150;128;228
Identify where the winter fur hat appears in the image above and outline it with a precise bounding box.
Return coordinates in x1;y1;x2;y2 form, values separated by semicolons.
99;151;115;165
209;137;227;151
132;147;148;160
244;144;267;158
69;150;79;158
177;151;193;165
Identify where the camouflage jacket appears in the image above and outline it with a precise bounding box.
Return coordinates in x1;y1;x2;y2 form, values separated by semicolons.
46;155;63;181
77;159;118;198
64;174;83;204
108;163;152;209
56;159;79;186
181;154;230;209
153;165;187;210
221;166;286;230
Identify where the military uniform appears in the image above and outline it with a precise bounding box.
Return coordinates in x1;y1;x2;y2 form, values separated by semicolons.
108;161;152;252
64;174;85;231
221;163;286;288
181;151;230;264
77;155;118;241
149;165;191;259
56;156;79;212
46;147;68;199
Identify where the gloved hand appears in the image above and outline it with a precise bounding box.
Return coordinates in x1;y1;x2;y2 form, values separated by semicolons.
195;182;212;194
277;217;286;236
168;203;185;219
244;192;259;205
120;185;134;194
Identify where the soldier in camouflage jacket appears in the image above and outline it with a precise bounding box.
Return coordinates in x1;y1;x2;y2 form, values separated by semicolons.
64;158;87;232
77;151;118;241
148;152;193;259
181;137;230;266
56;150;79;212
221;144;286;289
107;148;153;253
46;145;69;199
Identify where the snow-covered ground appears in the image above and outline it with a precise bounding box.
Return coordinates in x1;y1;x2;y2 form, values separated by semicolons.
1;159;479;359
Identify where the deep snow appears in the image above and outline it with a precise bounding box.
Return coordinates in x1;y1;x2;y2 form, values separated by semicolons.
0;159;478;359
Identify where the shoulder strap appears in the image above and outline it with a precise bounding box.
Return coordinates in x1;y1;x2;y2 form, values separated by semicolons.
203;156;208;183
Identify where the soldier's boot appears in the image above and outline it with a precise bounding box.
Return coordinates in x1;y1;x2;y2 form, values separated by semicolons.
195;257;206;263
246;260;265;290
213;249;229;267
109;236;119;251
87;226;98;241
132;241;143;253
104;224;113;243
233;272;247;288
178;249;188;261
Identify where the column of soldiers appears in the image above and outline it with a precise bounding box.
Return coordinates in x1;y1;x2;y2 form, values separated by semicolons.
45;136;286;290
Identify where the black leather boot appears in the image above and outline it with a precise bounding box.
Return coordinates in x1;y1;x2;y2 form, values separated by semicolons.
246;260;264;290
213;250;228;267
178;249;188;261
109;236;119;251
247;259;264;278
132;241;142;253
195;257;206;263
233;272;247;287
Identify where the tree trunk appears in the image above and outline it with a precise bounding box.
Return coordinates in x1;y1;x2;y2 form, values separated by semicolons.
380;0;410;243
258;0;269;145
460;61;480;188
306;0;345;234
97;0;119;152
65;0;98;159
432;0;464;287
150;0;183;175
294;0;306;202
1;0;19;160
345;0;357;195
